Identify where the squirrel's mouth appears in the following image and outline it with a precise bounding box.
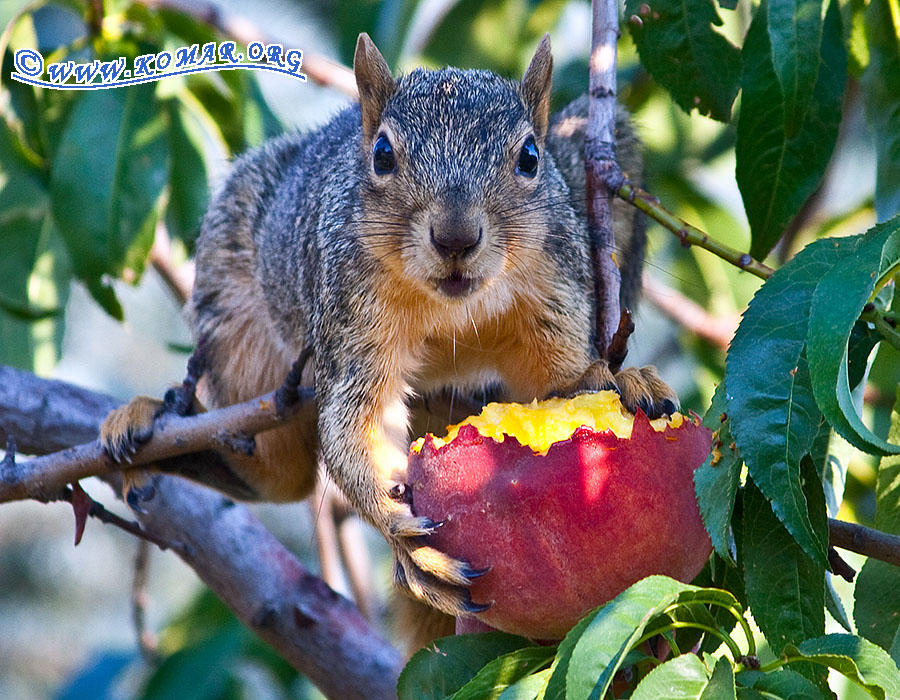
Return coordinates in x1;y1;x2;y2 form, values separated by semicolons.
436;270;479;298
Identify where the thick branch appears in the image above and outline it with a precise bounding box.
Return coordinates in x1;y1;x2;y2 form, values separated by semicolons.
585;0;623;357
0;366;401;699
829;518;900;568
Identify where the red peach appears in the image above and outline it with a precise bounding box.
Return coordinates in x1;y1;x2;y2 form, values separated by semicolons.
408;410;713;639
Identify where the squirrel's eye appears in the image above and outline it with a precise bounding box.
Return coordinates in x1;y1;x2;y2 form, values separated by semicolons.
516;136;539;178
373;134;396;175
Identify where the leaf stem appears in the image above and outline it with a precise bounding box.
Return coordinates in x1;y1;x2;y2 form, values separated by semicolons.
618;182;774;280
662;630;682;656
729;608;757;657
633;621;743;661
862;309;900;352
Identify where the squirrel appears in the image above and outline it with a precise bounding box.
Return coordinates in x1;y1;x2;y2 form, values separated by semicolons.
101;33;677;642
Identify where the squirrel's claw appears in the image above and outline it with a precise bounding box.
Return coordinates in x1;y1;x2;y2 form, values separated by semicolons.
100;396;163;463
392;545;490;618
386;503;488;616
462;565;491;580
564;360;680;420
461;598;493;614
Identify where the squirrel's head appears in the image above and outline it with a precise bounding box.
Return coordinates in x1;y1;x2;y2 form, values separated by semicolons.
353;33;559;305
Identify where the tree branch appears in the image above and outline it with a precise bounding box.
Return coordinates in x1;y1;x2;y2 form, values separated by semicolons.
138;0;359;97
0;366;402;700
642;273;739;352
828;518;900;568
586;0;623;357
619;182;774;280
0;372;313;504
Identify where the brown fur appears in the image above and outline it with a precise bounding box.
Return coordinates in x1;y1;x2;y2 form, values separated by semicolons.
101;35;677;638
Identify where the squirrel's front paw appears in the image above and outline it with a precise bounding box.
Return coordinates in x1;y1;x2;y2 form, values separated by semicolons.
566;360;679;419
100;396;163;464
387;507;490;616
100;396;165;511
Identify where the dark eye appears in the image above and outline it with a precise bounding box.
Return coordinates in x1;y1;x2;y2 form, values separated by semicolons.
516;136;539;177
373;134;396;175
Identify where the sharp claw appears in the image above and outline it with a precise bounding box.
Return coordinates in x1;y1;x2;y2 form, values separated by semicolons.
126;485;156;513
393;560;408;587
422;518;445;532
126;489;147;514
660;398;678;415
462;598;493;613
463;565;491;580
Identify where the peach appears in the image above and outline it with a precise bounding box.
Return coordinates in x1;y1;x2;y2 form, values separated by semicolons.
407;391;713;640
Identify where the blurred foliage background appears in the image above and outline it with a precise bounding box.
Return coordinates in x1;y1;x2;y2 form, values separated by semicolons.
0;0;893;697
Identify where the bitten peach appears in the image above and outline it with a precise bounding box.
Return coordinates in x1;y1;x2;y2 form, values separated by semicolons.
407;391;713;640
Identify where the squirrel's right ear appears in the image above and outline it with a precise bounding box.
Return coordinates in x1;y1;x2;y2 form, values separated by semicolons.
354;33;395;142
521;34;553;140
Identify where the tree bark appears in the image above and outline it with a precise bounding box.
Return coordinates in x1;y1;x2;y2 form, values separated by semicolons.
0;366;402;700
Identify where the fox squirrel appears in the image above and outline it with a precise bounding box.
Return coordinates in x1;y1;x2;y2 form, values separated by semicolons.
102;33;676;633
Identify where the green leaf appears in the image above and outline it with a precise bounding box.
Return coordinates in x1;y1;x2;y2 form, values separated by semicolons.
740;669;827;700
847;321;882;391
808;220;900;456
141;622;247;700
50;83;169;316
499;668;551;700
563;577;740;700
742;478;825;660
736;0;846;260
541;604;595;700
398;632;535;700
451;647;555;700
854;387;900;663
862;0;900;221
165;99;209;248
631;654;711;699
727;238;853;564
624;0;741;121
695;383;743;562
0;117;48;310
825;574;853;634
766;0;827;139
701;657;736;700
736;689;767;700
785;634;900;699
242;76;282;148
692;555;748;656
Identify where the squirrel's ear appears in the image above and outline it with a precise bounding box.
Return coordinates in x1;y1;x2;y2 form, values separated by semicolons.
521;33;553;139
354;33;395;142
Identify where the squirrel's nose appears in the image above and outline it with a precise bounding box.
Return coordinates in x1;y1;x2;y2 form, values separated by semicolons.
430;225;483;259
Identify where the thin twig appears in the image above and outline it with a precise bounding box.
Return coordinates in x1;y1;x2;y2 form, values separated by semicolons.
619;182;774;280
309;480;347;595
585;0;623;356
132;539;160;663
642;273;739;352
138;0;358;97
0;377;314;504
58;486;183;553
149;222;194;306
334;493;378;622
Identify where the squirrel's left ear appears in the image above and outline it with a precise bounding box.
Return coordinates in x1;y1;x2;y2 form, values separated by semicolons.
521;34;553;140
354;33;395;142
